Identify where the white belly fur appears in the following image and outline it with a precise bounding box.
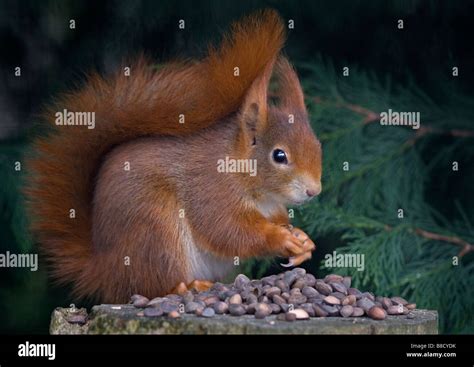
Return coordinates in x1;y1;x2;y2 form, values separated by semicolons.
179;218;233;282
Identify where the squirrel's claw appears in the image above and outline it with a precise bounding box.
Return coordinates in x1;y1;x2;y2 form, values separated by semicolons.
281;249;313;268
280;258;295;268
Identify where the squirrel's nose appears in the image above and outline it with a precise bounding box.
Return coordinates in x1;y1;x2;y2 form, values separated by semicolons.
306;182;322;197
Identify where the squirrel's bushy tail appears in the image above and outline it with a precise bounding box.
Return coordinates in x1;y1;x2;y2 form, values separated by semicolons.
25;10;285;300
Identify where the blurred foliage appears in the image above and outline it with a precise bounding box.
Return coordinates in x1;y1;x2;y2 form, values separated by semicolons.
0;0;473;333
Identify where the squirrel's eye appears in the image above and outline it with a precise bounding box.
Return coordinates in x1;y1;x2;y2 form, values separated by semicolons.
272;149;288;164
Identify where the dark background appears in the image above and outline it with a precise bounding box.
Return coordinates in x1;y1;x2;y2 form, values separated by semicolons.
0;0;473;334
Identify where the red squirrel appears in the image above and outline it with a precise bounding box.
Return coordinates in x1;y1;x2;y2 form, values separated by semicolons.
26;10;322;303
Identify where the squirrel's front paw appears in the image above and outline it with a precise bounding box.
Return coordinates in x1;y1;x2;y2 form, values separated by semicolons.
285;227;316;267
276;226;315;267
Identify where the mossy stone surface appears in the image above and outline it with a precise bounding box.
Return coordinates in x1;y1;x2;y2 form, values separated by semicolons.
50;304;438;334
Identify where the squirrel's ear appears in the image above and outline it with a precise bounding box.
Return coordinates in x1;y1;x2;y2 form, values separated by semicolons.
238;59;274;146
275;56;307;115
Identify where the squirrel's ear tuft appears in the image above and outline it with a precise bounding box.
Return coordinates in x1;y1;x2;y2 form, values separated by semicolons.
275;56;307;115
239;58;275;145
